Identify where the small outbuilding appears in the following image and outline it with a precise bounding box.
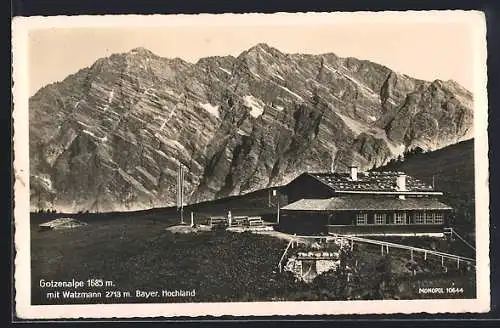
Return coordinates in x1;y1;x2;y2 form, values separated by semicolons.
39;217;88;231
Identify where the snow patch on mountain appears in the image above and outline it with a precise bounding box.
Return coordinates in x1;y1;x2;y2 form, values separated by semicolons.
273;73;285;81
244;95;265;118
76;120;92;128
164;88;180;99
387;98;398;106
250;71;262;79
117;168;155;197
323;64;339;75
158;117;167;131
339;70;376;95
237;128;250;136
335;112;367;136
101;89;115;112
199;102;220;118
278;85;304;101
154;149;169;159
136;166;158;185
162;105;178;127
219;67;232;75
82;129;107;142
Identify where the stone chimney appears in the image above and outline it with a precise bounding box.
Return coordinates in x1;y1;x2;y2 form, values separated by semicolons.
397;174;406;199
397;174;407;191
350;166;358;181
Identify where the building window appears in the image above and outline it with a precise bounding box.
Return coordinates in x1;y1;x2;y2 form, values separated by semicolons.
394;212;406;224
374;213;386;225
356;213;368;225
425;212;434;224
414;212;425;224
434;212;444;224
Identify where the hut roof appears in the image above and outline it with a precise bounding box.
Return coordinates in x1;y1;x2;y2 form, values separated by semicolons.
281;197;453;212
302;172;435;193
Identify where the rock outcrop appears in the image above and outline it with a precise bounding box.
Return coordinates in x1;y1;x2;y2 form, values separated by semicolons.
29;44;474;212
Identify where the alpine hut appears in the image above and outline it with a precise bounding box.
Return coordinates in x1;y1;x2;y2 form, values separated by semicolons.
279;167;453;236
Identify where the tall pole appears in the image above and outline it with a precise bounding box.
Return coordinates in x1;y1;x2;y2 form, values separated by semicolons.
178;162;180;223
178;161;185;224
277;196;280;224
182;164;185;224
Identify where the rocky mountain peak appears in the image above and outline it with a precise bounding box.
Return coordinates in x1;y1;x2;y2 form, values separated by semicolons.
239;43;284;60
28;44;474;213
248;42;277;52
129;47;157;57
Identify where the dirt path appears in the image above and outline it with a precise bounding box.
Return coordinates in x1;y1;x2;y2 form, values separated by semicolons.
250;230;330;245
251;230;297;241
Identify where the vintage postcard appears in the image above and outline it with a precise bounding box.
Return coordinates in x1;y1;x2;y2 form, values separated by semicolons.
12;11;489;319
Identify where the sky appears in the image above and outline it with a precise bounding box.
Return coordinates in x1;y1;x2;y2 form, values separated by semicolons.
27;13;482;96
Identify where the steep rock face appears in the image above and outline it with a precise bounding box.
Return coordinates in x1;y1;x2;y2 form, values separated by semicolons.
384;79;473;148
29;44;474;212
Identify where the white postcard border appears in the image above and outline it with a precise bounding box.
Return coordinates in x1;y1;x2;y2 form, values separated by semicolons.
12;11;490;319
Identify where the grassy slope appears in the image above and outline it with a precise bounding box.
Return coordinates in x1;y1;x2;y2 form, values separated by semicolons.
31;216;291;304
31;217;475;304
346;243;476;300
185;187;285;220
31;186;283;225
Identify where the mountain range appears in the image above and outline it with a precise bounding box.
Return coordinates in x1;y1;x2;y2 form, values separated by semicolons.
29;43;474;212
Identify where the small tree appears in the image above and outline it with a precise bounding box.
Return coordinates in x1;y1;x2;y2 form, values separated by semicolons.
414;146;424;155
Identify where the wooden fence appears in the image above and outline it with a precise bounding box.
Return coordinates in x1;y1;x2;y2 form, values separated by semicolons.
333;234;476;269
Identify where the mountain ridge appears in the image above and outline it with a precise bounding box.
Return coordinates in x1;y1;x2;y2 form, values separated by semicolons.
29;43;474;212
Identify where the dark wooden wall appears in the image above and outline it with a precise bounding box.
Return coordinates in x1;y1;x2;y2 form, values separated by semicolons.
279;209;452;235
277;212;330;235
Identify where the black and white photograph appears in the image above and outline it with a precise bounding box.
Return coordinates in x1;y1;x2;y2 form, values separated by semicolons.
12;11;490;318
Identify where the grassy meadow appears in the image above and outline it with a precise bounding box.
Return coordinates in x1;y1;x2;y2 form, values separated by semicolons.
31;212;476;304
